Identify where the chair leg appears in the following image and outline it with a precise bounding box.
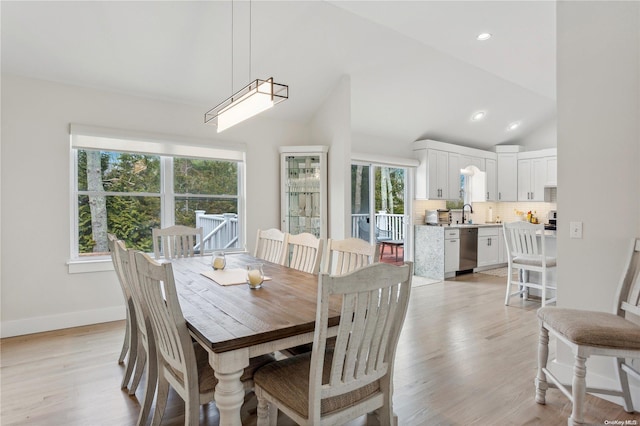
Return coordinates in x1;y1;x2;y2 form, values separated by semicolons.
256;388;276;426
151;375;170;426
184;387;200;426
505;264;513;305
121;323;139;389
569;354;587;426
119;310;131;364
137;345;157;426
615;357;635;413
541;267;547;307
129;340;146;395
535;324;549;404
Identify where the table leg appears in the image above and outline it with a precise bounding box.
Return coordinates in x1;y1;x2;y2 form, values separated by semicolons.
210;349;249;426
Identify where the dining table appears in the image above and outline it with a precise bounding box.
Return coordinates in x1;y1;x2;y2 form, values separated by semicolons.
169;252;342;426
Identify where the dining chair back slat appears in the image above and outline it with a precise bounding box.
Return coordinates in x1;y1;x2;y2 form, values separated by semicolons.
254;228;288;265
152;225;203;260
323;238;377;275
285;232;323;274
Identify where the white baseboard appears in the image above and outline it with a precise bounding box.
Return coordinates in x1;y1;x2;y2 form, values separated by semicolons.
0;306;125;338
549;358;640;409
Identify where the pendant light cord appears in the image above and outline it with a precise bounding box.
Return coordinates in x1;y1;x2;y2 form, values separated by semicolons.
249;0;252;82
230;0;234;94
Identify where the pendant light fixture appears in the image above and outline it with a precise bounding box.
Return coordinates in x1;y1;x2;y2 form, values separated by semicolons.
205;0;288;132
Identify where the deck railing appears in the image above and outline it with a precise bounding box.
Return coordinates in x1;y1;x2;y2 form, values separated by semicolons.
193;211;403;252
351;213;405;241
195;211;239;252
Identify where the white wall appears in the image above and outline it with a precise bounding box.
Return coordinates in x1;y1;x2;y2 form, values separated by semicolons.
517;118;558;150
0;74;309;337
310;75;352;239
556;0;640;404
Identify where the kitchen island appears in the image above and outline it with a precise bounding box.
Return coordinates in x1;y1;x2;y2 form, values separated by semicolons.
415;223;556;281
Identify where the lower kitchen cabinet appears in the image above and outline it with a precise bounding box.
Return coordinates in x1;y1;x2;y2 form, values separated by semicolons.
444;229;460;273
477;227;500;267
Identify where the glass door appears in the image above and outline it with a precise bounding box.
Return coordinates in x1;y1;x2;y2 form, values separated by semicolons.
351;163;408;263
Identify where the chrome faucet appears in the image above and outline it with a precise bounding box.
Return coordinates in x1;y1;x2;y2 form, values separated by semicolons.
461;204;474;224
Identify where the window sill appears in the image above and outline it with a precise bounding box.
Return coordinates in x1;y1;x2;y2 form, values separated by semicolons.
67;258;114;274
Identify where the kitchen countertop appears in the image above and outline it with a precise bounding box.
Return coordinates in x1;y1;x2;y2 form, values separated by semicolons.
416;223;557;237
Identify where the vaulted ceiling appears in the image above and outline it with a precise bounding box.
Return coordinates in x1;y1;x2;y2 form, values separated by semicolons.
1;1;556;150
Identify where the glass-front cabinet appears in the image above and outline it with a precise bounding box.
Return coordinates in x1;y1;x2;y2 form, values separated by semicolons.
280;146;328;239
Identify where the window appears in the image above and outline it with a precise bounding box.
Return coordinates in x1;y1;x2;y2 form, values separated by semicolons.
70;125;245;263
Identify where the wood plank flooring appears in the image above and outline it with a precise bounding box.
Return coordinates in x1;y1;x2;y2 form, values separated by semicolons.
1;272;637;425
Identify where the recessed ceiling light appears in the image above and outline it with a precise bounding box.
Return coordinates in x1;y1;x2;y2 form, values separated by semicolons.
477;33;492;41
507;121;521;131
471;111;486;121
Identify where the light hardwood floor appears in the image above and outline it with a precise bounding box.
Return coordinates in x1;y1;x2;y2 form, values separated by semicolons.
1;273;637;425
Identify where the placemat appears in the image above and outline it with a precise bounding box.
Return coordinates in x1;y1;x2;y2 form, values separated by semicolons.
201;268;272;286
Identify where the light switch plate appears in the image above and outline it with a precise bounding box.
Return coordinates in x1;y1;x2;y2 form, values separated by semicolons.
570;221;583;239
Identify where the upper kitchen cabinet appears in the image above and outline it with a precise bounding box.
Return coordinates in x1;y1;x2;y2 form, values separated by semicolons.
517;148;557;201
414;140;495;201
497;152;518;201
545;157;557;186
485;158;497;201
414;148;449;200
518;158;546;201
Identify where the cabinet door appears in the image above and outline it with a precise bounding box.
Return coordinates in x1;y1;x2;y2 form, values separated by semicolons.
497;153;518;201
485;158;497;201
531;158;547;201
519;158;547;201
478;230;500;267
545;157;557;186
517;159;532;201
447;153;463;200
280;149;328;239
428;149;448;199
444;238;460;273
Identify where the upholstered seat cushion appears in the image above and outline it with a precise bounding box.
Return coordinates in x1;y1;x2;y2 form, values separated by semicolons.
513;255;557;267
538;307;640;350
194;344;275;393
254;350;380;418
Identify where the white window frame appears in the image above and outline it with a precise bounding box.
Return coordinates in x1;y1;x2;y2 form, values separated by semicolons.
68;124;247;273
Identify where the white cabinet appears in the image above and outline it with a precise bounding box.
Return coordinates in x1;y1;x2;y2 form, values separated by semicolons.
477;227;500;267
545;157;557;186
415;148;449;199
497;153;518;201
444;229;460;273
518;158;546;201
485;158;497;201
280;146;328;239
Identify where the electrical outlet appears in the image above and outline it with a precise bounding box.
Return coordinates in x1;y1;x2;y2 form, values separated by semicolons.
570;221;583;239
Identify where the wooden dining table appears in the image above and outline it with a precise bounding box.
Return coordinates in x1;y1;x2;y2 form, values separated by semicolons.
170;252;341;426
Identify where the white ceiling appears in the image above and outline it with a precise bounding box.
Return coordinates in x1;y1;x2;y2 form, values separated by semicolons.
1;1;557;150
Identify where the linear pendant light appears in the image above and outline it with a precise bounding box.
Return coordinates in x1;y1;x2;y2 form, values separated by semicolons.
205;78;288;132
204;0;288;132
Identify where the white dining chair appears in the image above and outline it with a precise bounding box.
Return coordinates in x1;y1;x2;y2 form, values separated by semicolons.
152;225;203;260
503;221;557;306
107;234;137;389
254;262;413;426
284;232;323;274
254;228;288;265
535;238;640;425
322;237;378;275
131;250;274;426
112;239;157;426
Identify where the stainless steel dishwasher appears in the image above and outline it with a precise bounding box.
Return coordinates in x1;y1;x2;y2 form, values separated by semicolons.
459;227;478;271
